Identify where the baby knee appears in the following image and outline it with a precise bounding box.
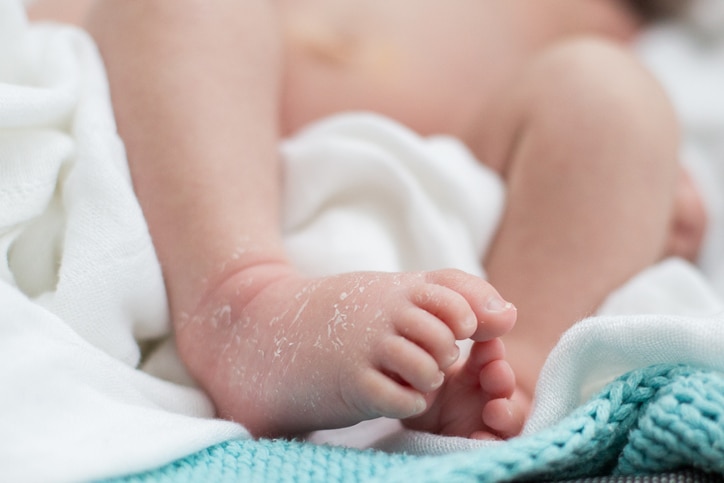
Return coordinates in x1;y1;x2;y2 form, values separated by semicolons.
530;38;677;132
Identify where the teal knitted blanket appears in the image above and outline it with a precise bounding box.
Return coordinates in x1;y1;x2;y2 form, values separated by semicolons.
110;364;724;482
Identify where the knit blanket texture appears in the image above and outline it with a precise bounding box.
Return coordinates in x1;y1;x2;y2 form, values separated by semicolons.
109;364;724;483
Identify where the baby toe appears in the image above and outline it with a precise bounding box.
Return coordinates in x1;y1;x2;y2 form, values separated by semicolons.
482;397;526;439
480;359;516;399
411;283;478;340
357;369;428;419
424;269;516;340
378;336;444;393
467;338;506;371
397;309;460;369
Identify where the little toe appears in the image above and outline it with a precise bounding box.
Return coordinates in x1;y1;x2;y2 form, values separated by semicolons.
482;397;526;439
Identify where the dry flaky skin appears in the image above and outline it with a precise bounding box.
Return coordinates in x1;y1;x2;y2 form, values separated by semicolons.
628;0;693;20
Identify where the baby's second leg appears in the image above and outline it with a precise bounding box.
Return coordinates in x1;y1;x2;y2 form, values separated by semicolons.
478;39;680;397
180;265;517;438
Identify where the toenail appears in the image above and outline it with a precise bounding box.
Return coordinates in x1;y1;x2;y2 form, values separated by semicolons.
446;346;460;367
432;371;445;390
414;395;427;415
485;296;514;313
463;314;477;332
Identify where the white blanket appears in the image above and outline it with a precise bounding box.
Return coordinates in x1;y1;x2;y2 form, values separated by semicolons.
2;0;724;481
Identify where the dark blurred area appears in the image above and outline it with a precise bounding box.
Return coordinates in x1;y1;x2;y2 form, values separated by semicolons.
628;0;693;20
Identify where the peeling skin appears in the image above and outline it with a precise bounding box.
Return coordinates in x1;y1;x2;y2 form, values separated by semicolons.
186;266;518;438
327;304;348;351
210;305;232;328
289;297;310;327
268;309;291;327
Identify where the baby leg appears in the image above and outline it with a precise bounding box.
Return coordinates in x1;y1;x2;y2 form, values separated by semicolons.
477;38;680;397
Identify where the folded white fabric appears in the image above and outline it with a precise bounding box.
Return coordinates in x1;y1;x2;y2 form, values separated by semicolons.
282;113;503;278
530;258;724;435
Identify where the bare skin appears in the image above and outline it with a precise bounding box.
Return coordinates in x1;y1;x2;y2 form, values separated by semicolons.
27;0;706;439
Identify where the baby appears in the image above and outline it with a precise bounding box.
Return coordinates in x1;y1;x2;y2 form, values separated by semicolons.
27;0;705;440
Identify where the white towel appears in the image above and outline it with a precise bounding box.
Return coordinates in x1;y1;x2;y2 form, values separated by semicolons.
282;113;503;278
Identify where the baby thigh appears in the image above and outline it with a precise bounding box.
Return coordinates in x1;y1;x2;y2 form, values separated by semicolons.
484;37;680;263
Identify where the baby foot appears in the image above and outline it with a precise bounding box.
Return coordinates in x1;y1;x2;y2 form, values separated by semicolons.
403;339;528;439
174;263;516;438
665;168;706;263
